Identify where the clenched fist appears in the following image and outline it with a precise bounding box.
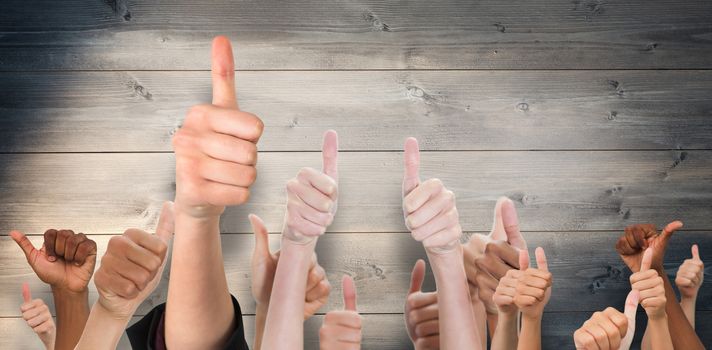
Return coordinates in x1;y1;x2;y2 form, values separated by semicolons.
94;202;174;319
20;283;55;350
675;244;704;299
402;138;461;253
513;248;552;319
319;275;362;350
616;221;682;273
281;130;338;244
173;36;264;218
493;266;523;316
11;229;97;293
404;260;440;350
573;291;639;350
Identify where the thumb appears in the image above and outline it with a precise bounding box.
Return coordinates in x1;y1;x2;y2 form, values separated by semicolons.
640;247;653;271
535;247;548;272
249;214;270;257
660;220;683;243
409;259;426;294
322;130;339;181
22;282;31;303
489;197;508;241
211;36;238;109
691;244;701;261
155;201;175;243
502;198;526;250
621;289;639;346
342;275;357;311
402;137;421;195
519;248;530;271
10;231;38;265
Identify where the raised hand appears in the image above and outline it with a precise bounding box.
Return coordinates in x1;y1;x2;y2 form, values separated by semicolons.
404;260;440;350
676;244;704;299
172;36;264;218
514;248;552;319
249;214;331;318
402;137;461;252
630;249;666;320
20;283;55;350
573;291;639;350
493;267;522;316
319;275;362;350
94;202;174;320
281;130;338;244
616;221;682;272
10;229;97;293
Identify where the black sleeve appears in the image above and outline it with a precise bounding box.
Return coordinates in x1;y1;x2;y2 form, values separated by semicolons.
126;294;250;350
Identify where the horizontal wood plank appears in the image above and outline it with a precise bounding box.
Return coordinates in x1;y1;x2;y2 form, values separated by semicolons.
1;1;712;70
0;151;710;234
2;232;710;318
1;71;712;152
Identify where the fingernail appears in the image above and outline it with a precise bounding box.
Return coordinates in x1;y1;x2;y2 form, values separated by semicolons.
48;256;56;262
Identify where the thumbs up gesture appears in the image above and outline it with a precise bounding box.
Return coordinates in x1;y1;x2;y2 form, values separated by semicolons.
319;275;362;350
573;290;639;350
93;202;174;319
616;221;683;273
630;248;667;319
10;229;97;293
513;247;552;319
281;130;338;244
403;260;440;350
20;283;56;350
492;263;524;316
402;138;461;252
173;36;264;218
675;244;704;299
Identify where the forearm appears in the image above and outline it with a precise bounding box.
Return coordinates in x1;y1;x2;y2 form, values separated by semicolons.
262;239;315;349
254;302;269;350
491;312;518;350
428;247;481;350
487;313;498;339
647;315;674;350
40;331;56;350
166;212;235;350
517;315;541;350
680;297;697;328
641;325;652;350
52;287;90;350
656;268;704;349
472;300;488;350
74;302;129;350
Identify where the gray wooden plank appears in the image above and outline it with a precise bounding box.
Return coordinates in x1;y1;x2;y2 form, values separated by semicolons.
0;151;710;234
2;70;712;152
1;1;712;70
1;312;710;349
2;231;710;318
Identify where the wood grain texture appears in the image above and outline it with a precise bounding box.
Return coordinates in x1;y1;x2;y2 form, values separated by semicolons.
1;0;712;70
2;232;710;318
2;70;712;152
0;151;710;234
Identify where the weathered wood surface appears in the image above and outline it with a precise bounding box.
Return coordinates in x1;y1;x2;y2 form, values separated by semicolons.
1;312;711;349
2;232;710;318
0;151;710;234
2;70;712;152
1;1;712;70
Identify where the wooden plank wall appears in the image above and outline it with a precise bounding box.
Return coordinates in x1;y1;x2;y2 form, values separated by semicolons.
1;0;711;348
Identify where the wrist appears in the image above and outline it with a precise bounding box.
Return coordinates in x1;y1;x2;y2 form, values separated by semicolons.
94;299;133;323
51;286;88;299
522;312;543;323
173;201;224;220
680;294;698;303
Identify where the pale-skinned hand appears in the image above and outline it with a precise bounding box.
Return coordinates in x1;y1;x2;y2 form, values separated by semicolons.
11;229;97;293
402;138;461;253
616;221;683;272
630;248;667;320
493;267;523;316
281;130;338;244
319;275;362;350
20;283;55;348
404;260;440;350
173;36;264;218
93;202;174;319
249;213;331;318
675;244;704;299
513;247;552;319
573;290;639;350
